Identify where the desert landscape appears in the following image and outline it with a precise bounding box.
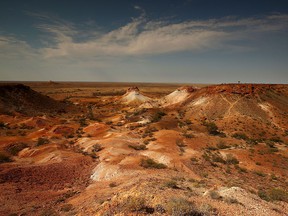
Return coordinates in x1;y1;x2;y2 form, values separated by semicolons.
0;81;287;215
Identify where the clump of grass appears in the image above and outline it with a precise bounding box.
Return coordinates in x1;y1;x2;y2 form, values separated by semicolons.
140;158;167;169
128;144;147;150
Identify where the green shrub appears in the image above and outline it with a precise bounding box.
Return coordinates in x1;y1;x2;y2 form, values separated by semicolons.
140;158;167;169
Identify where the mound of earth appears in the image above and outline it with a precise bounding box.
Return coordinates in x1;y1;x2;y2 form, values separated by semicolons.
0;84;75;116
121;86;151;104
160;86;196;107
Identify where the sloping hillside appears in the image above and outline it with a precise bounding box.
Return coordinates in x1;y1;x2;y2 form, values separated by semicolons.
0;84;75;116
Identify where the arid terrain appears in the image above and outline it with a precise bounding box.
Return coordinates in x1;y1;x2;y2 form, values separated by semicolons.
0;82;288;216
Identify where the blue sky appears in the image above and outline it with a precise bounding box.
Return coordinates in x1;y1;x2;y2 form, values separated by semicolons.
0;0;287;83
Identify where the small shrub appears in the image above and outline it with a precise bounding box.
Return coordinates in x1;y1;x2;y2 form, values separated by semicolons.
232;133;248;140
0;122;6;128
234;165;247;173
203;121;219;135
258;190;270;201
140;158;167;169
224;197;239;204
270;173;278;181
151;111;166;122
258;188;288;202
36;137;49;146
128;144;147;150
164;180;179;189
212;154;226;164
109;182;117;187
124;196;146;212
254;170;266;177
226;154;239;165
209;191;222;200
190;157;198;162
166;197;202;216
269;188;288;202
92;144;103;152
206;146;217;151
0;152;12;163
60;204;73;212
176;140;186;147
217;141;229;149
183;133;194;139
269;137;283;143
143;140;150;145
79;118;88;127
155;204;166;213
5;142;28;156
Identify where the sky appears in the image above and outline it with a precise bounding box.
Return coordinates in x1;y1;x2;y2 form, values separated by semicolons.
0;0;288;83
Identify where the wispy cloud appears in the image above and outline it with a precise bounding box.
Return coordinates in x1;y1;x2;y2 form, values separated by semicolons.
1;13;288;66
33;13;287;59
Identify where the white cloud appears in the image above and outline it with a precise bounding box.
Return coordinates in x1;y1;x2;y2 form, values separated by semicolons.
35;14;287;60
0;13;288;81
